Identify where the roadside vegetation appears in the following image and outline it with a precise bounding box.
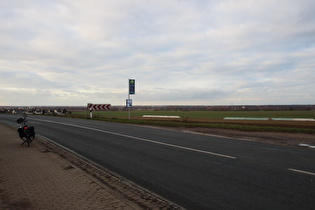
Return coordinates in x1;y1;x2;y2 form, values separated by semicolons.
70;110;315;134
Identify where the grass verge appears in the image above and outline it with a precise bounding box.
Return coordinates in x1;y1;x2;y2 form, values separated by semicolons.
81;116;315;134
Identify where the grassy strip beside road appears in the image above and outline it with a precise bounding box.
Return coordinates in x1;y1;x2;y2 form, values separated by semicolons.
96;118;315;133
71;111;315;134
78;110;315;119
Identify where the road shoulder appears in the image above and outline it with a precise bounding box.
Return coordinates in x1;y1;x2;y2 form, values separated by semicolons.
0;123;182;210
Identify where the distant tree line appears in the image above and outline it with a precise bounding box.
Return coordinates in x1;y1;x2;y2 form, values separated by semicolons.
0;107;70;115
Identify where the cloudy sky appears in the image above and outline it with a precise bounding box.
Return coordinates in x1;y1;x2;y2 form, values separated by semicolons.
1;0;314;106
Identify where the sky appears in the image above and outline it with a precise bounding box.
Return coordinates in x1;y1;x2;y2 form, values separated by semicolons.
1;0;315;106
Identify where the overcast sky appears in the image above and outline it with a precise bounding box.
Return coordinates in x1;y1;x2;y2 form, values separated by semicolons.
1;0;314;106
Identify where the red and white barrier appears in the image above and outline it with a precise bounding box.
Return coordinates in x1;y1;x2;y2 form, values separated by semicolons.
87;104;111;110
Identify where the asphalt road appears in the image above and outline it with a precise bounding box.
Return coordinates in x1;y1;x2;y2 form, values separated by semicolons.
1;114;315;209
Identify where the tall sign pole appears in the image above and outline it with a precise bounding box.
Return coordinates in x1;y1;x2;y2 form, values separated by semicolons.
127;79;135;119
128;94;131;119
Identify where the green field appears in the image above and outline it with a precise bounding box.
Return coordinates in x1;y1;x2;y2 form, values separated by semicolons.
73;110;315;119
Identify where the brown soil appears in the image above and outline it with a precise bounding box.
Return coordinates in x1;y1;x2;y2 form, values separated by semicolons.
169;127;315;148
138;117;315;148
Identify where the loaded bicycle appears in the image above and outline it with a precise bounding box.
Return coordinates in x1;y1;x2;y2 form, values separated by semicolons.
17;114;35;146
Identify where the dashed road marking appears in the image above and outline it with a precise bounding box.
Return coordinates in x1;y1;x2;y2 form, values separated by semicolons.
288;168;315;176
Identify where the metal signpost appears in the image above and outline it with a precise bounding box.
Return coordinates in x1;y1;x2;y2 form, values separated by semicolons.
127;79;135;119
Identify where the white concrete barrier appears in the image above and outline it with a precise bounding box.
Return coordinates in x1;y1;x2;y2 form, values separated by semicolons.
224;117;269;120
272;118;315;121
224;117;315;121
143;115;181;119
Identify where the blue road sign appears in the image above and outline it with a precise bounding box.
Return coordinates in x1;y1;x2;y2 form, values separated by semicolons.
129;79;135;94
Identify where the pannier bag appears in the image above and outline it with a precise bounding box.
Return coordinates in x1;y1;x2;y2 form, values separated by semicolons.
18;127;25;138
28;126;35;136
17;126;35;138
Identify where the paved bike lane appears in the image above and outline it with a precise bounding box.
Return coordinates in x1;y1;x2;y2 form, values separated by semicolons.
0;123;142;210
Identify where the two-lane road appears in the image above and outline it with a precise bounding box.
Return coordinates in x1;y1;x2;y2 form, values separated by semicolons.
1;114;314;209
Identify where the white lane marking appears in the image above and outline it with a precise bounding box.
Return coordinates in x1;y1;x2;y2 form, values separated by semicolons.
288;168;315;176
34;119;236;159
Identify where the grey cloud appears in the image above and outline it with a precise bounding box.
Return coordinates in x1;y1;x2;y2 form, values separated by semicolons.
0;0;314;105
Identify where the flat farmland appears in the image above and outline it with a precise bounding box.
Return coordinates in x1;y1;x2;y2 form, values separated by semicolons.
71;110;315;132
74;110;315;119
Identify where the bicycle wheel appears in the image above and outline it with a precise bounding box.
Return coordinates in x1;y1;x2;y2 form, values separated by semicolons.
19;130;28;141
21;129;34;146
27;132;35;142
